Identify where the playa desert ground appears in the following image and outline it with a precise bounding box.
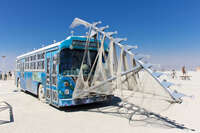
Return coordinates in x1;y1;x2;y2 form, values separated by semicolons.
0;71;200;133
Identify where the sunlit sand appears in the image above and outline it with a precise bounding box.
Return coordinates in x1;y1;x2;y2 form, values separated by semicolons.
0;71;199;133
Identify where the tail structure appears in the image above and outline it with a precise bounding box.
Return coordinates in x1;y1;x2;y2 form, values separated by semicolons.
70;18;185;112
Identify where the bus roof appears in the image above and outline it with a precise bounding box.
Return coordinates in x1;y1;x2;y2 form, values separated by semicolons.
16;41;61;60
16;36;108;60
16;36;84;60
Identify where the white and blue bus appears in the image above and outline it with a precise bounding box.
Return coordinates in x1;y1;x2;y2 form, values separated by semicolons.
15;36;113;107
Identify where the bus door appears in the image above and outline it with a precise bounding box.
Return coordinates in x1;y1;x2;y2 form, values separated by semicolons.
46;51;58;105
20;59;25;89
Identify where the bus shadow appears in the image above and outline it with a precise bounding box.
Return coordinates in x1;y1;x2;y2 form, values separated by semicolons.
58;96;122;112
22;91;38;98
0;101;14;125
59;97;196;132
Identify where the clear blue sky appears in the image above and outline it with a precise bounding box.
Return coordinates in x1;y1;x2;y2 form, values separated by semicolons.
0;0;200;71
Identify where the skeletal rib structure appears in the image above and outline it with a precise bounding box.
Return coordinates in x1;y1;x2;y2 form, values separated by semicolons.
70;18;185;112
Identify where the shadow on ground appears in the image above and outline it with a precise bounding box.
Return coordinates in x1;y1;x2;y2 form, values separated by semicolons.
0;101;14;125
59;96;196;132
14;90;197;132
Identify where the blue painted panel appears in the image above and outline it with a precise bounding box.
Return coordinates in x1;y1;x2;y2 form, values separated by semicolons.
57;76;75;99
24;72;32;91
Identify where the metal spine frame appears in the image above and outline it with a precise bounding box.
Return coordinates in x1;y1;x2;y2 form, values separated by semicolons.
81;65;142;95
71;18;184;103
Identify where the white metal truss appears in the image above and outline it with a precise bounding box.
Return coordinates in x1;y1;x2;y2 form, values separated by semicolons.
70;18;185;103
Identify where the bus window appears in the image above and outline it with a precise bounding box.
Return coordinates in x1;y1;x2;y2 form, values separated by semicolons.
46;58;50;85
47;58;50;74
37;61;44;70
30;62;36;70
52;54;57;74
25;63;29;70
59;49;97;75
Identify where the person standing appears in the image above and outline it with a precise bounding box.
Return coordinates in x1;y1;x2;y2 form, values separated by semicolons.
171;69;176;79
182;66;186;76
182;66;187;80
8;71;12;79
4;73;7;80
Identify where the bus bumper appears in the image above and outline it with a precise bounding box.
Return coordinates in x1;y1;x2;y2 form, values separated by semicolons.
58;95;113;107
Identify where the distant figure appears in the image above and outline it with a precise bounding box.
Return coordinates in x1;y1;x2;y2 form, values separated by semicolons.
4;73;7;80
0;73;2;80
8;71;12;79
171;69;176;79
182;66;186;76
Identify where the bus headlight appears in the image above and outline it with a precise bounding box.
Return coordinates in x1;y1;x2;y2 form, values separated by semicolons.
64;81;69;87
64;89;69;95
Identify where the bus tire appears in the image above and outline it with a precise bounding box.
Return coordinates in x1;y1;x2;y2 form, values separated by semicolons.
17;78;21;91
38;84;46;103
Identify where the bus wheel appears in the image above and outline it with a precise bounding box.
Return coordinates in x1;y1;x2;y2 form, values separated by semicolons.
38;85;46;103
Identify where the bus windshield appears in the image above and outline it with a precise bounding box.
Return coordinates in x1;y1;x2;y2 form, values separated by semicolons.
59;48;97;75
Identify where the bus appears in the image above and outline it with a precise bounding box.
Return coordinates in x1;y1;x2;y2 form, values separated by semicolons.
15;36;113;108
